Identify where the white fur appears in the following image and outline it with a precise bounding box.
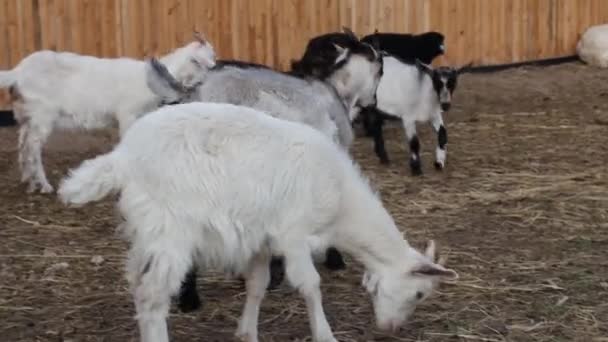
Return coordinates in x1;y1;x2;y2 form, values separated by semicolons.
577;24;608;68
1;38;216;193
58;102;458;342
376;56;447;167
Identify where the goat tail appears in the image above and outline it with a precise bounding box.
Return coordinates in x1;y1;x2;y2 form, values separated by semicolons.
0;70;16;88
58;152;123;207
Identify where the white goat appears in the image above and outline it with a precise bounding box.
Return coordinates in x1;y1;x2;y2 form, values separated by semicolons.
0;32;216;193
367;57;468;174
58;102;458;342
577;23;608;68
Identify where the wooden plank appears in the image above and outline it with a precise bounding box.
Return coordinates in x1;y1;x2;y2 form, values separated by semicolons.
0;0;9;68
1;0;607;69
6;0;20;64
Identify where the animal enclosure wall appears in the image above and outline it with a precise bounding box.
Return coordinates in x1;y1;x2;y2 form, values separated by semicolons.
1;0;608;108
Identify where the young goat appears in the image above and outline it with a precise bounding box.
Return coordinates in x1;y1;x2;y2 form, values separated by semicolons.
58;102;459;342
369;58;469;173
358;30;445;135
0;32;216;193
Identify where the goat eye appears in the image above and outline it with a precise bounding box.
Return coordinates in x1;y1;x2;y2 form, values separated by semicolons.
416;291;424;300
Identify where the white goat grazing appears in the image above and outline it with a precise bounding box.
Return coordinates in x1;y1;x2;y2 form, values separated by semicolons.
577;23;608;68
58;102;458;342
0;32;216;194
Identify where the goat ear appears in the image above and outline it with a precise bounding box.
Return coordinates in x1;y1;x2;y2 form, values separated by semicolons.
415;59;433;76
362;272;380;294
369;36;381;51
342;26;358;40
333;44;349;65
424;240;437;261
412;262;459;280
193;30;207;45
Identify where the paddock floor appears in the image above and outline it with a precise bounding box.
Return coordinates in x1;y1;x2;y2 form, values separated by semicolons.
1;62;607;342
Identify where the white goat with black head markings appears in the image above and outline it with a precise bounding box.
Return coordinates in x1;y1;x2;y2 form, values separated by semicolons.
57;101;459;342
0;32;216;193
370;57;470;173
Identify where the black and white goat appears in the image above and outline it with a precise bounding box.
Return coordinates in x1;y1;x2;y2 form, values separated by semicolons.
357;31;446;135
367;57;469;173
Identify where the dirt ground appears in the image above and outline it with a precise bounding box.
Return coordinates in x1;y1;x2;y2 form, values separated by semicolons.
1;61;607;342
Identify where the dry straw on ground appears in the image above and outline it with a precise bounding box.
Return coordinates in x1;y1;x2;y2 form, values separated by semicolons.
1;62;607;341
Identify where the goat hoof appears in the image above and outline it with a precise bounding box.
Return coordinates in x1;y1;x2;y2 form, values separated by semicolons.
409;162;422;176
379;156;390;165
26;182;38;194
324;248;346;270
235;331;258;342
434;161;444;170
40;184;54;194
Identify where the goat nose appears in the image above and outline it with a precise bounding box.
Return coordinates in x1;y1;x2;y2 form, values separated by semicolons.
441;103;451;112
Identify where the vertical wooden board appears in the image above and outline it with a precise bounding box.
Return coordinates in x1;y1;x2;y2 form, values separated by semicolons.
410;0;423;33
537;0;550;58
129;0;143;57
140;0;152;56
578;0;591;43
248;0;261;64
175;0;187;46
52;0;64;52
548;0;558;57
473;0;483;64
327;0;340;33
37;0;48;50
496;0;507;64
166;0;178;52
20;0;36;56
452;0;467;66
6;0;20;65
87;0;100;55
279;0;297;70
477;0;489;64
380;0;393;32
509;0;520;62
390;0;402;32
0;0;9;68
46;0;57;51
310;0;318;34
354;0;367;34
114;0;124;56
230;0;240;60
117;0;128;56
338;0;351;30
400;0;412;33
246;0;257;64
15;0;25;59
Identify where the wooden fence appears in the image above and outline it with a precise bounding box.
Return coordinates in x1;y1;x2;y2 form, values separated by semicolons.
2;0;608;107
